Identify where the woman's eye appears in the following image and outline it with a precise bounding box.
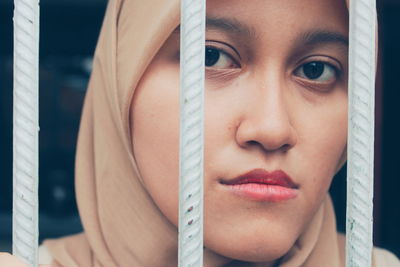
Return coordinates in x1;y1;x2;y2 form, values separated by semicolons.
295;61;337;82
205;47;237;69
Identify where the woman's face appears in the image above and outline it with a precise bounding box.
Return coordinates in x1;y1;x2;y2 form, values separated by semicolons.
131;0;348;264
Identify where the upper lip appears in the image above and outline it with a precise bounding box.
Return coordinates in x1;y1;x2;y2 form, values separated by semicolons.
220;168;298;189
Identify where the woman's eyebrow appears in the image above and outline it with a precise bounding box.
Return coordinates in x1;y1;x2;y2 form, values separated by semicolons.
298;30;349;48
173;20;348;49
172;16;256;39
205;16;256;39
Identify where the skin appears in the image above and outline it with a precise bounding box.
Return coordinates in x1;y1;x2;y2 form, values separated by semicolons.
0;253;50;267
132;0;348;266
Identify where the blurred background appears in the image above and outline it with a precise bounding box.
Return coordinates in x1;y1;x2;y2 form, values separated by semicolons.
0;0;399;259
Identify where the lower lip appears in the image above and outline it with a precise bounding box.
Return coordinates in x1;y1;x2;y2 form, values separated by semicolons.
225;183;298;202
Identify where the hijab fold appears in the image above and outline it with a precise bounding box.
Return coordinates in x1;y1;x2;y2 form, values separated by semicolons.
43;0;367;266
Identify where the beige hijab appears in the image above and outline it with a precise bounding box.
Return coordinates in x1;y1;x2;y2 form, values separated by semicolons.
43;0;360;266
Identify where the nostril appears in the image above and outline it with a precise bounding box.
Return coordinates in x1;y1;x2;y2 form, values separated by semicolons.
246;140;259;147
281;144;291;152
245;140;292;152
236;119;297;151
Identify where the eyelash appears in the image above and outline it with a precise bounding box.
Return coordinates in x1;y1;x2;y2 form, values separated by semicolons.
205;41;241;68
293;58;342;87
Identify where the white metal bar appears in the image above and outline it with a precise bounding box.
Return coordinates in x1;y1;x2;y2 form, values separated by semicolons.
13;0;40;266
178;0;206;266
346;0;377;266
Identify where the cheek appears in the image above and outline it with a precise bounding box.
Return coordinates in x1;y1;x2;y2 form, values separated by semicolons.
131;62;180;226
295;92;348;203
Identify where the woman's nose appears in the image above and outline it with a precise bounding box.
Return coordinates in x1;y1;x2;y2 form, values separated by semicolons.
235;86;297;152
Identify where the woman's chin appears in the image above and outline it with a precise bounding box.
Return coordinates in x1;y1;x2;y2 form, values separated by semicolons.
204;231;296;264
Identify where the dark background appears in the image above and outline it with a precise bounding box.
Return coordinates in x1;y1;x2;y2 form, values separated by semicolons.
0;0;399;259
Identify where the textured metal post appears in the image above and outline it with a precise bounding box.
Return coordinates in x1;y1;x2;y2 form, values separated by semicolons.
346;0;377;266
13;0;40;266
178;0;206;266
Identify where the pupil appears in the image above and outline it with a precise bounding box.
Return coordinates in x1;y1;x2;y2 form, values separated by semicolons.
303;62;324;79
205;48;220;67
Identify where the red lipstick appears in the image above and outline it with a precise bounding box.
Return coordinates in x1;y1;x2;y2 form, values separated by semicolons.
220;169;299;202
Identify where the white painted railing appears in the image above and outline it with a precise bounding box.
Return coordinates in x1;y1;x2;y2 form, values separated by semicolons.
12;0;40;266
178;0;206;266
10;0;377;266
346;0;377;266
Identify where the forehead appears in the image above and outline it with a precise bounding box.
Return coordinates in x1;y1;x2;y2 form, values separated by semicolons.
205;0;348;39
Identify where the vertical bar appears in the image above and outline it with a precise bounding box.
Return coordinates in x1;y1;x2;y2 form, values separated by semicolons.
346;0;377;266
178;0;206;266
13;0;40;266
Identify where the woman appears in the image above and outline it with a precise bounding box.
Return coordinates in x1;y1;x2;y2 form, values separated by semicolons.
1;0;399;266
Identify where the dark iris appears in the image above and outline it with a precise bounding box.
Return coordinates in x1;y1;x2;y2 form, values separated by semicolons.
303;62;325;79
205;47;220;67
